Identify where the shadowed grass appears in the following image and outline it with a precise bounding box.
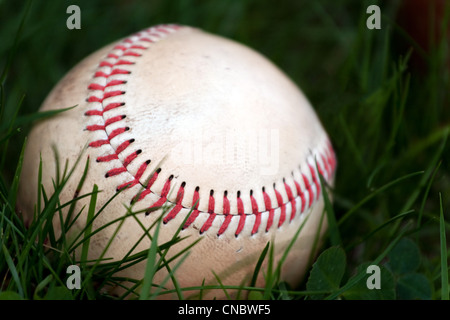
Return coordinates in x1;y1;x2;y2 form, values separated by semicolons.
440;194;449;300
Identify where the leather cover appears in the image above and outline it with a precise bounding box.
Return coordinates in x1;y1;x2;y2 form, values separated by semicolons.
18;25;336;299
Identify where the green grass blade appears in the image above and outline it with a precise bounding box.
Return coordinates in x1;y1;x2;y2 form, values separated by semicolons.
212;270;231;300
399;130;448;214
1;243;23;298
80;184;98;268
150;250;191;300
263;240;275;300
319;172;341;247
6;136;26;213
64;156;90;233
388;131;448;241
417;161;441;229
326;223;410;300
0;94;25;171
338;171;423;226
139;214;163;300
0;105;78;133
250;241;269;288
0;0;32;85
33;274;53;300
440;193;449;300
346;210;414;252
36;154;43;217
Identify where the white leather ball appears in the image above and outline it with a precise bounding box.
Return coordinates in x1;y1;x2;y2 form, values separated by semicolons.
18;24;336;299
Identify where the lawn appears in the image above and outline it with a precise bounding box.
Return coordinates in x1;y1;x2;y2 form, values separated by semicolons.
0;0;449;300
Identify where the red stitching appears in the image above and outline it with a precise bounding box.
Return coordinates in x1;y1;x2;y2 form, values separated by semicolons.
163;182;185;224
109;127;129;140
87;91;125;103
84;24;337;237
117;160;150;192
182;187;201;229
99;60;134;67
293;180;306;214
262;189;274;232
88;139;109;148
217;192;232;236
133;167;158;201
94;69;130;78
302;173;314;209
234;192;247;237
319;156;327;177
250;193;261;235
88;80;127;91
283;181;296;222
86;124;106;131
116;139;134;154
147;175;173;212
105;167;127;178
122;149;141;167
96;154;118;162
84;110;102;116
200;193;216;233
124;51;142;57
274;188;286;228
308;163;321;200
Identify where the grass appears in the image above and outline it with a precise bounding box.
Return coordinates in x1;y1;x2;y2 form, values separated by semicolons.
0;0;449;300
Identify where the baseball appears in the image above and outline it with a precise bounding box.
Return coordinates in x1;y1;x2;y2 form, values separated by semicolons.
18;24;336;299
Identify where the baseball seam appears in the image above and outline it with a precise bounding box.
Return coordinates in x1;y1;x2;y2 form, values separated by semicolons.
84;24;337;237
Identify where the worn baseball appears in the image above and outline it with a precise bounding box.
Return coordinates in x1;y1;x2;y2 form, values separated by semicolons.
18;24;336;299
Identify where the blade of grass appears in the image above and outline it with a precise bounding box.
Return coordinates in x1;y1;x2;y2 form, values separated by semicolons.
0;105;79;133
440;193;449;300
212;270;231;300
0;94;25;171
338;171;423;226
250;241;270;288
116;203;201;300
0;84;4;129
33;274;53;300
75;208;130;299
150;250;191;300
387;131;448;242
263;239;275;300
325;222;411;300
346;210;414;252
320;172;341;247
338;114;366;175
0;127;20;146
36;154;42;217
0;0;32;85
64;156;90;233
275;214;311;283
306;198;328;276
120;204;201;299
417;161;441;229
19;146;86;273
1;243;23;298
139;213;163;300
399;131;448;214
80;184;97;269
6;137;26;217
